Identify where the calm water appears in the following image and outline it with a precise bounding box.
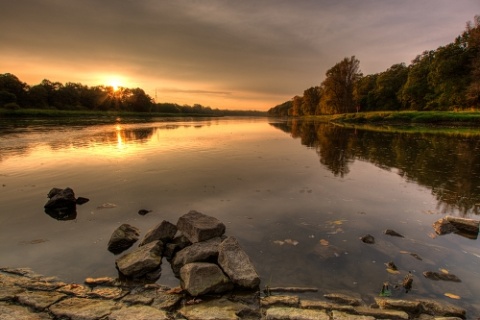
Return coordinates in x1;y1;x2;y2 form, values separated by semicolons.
1;117;479;315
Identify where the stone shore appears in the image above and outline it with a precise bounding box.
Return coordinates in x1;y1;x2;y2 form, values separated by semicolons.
0;267;466;320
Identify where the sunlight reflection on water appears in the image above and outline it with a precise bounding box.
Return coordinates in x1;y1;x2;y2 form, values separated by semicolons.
0;117;479;315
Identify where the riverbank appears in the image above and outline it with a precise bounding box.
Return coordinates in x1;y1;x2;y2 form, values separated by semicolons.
0;108;267;119
300;111;480;126
0;267;467;320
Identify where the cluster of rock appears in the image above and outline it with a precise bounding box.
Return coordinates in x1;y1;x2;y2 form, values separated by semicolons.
0;267;467;320
108;210;261;297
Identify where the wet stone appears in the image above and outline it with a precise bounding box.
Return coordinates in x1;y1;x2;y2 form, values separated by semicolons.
108;305;170;320
323;293;362;306
264;306;330;320
0;302;51;320
178;298;253;320
49;297;117;320
260;295;300;308
16;290;67;311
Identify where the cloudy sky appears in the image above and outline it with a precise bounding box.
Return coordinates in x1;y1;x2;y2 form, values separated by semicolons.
1;1;479;110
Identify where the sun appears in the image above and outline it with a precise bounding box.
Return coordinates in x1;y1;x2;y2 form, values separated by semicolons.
101;75;126;91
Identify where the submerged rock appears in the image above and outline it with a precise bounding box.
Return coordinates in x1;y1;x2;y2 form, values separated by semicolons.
360;234;375;244
384;229;404;237
423;271;461;282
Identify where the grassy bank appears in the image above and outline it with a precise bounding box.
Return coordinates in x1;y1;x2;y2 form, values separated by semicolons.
317;110;480;125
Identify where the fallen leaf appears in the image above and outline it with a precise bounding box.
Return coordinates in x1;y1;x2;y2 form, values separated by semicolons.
284;239;299;246
386;268;400;274
166;287;183;294
439;268;449;274
444;293;461;300
399;250;410;254
273;240;285;246
319;239;329;246
97;203;117;209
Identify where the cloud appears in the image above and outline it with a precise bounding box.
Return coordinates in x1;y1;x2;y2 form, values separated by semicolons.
1;0;478;110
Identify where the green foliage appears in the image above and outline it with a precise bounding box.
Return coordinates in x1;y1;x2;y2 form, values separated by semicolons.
268;16;480;116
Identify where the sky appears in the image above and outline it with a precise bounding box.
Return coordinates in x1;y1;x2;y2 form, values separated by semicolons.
1;1;479;111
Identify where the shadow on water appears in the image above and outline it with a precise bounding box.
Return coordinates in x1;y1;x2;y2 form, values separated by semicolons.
270;119;480;216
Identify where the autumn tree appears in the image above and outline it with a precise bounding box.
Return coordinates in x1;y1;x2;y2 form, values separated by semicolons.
320;56;362;114
302;86;322;115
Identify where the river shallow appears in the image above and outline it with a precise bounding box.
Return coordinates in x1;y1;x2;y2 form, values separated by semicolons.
0;117;479;315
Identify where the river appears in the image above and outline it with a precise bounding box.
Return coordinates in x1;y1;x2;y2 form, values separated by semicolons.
0;117;479;315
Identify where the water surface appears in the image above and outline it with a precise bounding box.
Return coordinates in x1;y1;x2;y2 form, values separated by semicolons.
0;117;479;315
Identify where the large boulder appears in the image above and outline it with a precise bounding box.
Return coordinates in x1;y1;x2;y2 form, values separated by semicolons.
217;236;260;289
171;237;222;274
116;241;163;278
139;220;177;246
108;224;140;254
177;210;225;243
179;262;233;296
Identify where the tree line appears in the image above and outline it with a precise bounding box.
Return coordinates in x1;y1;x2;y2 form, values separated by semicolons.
0;74;264;116
269;16;480;116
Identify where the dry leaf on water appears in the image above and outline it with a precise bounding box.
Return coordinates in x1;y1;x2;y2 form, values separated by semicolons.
444;293;461;300
319;239;329;246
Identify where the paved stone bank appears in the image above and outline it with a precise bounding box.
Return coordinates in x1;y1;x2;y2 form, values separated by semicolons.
0;267;466;320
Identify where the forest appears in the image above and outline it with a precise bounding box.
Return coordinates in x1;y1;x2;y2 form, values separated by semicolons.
0;74;264;117
268;16;480;116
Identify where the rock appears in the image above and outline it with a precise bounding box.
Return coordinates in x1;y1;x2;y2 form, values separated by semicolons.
139;220;177;246
163;234;192;260
360;234;375;244
16;290;66;311
0;302;50;320
331;310;375;320
137;209;151;216
423;271;461;282
217;236;260;289
418;299;466;318
384;229;404;237
76;197;90;205
353;306;409;319
264;306;331;320
44;187;78;220
375;297;422;313
433;216;480;239
300;299;355;312
260;295;300;308
176;210;226;243
49;297;117;320
179;262;233;296
115;241;163;278
107;224;140;254
171;237;222;274
323;293;362;306
108;305;170;320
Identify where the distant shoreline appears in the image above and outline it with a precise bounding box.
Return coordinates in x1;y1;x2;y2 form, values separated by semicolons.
0;108;267;119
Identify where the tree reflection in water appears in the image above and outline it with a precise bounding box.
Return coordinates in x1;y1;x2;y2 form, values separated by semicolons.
271;119;480;216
